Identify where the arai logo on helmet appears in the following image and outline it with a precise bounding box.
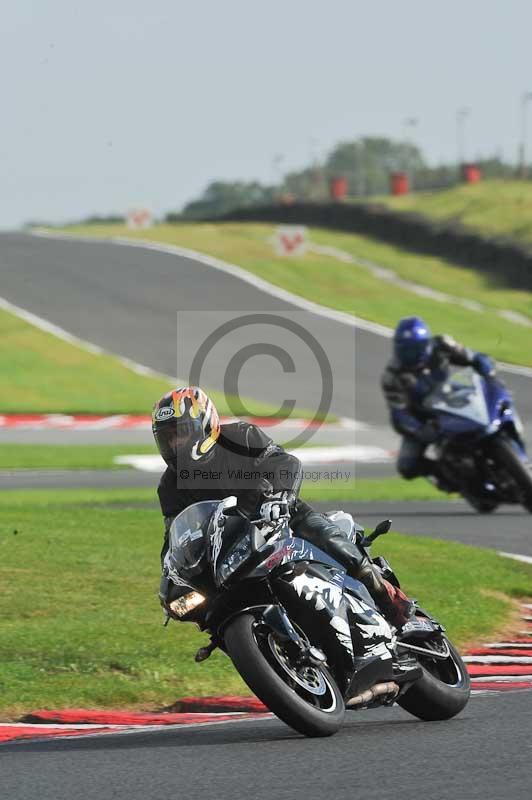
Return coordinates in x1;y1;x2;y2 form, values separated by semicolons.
154;406;175;422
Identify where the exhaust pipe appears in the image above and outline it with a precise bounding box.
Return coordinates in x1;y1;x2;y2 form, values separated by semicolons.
346;681;399;708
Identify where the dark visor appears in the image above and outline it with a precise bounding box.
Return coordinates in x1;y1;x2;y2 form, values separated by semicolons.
395;339;429;367
154;418;202;465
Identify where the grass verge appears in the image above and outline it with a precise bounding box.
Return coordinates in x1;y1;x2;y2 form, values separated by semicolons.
0;444;158;470
1;487;529;717
310;226;532;323
302;476;447;502
57;222;532;366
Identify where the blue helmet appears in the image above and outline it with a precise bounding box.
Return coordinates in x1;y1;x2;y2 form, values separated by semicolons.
393;317;432;369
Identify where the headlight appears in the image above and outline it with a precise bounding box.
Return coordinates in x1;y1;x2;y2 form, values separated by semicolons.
169;591;206;618
217;534;252;584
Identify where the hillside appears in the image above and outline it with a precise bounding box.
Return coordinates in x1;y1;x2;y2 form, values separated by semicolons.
380;180;532;246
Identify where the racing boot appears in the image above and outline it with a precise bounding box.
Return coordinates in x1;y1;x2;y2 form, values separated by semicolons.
291;503;414;628
420;458;456;494
356;557;414;629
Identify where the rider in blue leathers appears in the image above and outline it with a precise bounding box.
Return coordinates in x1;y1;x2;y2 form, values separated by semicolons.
381;317;496;484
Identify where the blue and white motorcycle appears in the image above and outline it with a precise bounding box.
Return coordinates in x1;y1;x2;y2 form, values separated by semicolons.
424;367;532;513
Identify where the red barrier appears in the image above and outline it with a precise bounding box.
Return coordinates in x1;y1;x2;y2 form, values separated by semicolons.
390;172;409;196
461;163;482;183
329;177;348;201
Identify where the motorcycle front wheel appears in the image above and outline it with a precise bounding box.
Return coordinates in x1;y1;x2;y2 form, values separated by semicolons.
490;434;532;513
224;612;345;737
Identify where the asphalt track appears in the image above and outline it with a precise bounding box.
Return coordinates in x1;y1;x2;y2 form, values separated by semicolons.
1;232;531;797
318;501;532;557
2;693;531;800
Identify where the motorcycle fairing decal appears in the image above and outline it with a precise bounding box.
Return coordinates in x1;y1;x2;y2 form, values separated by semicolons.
288;573;392;663
363;640;393;661
286;572;356;665
250;539;313;574
164;565;194;590
342;594;394;662
330;616;354;655
291;573;343;612
401;617;436;635
210;505;225;573
177;528;203;547
271;539;310;566
329;568;346;588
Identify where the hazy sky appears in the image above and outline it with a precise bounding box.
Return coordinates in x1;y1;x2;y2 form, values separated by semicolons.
1;1;530;228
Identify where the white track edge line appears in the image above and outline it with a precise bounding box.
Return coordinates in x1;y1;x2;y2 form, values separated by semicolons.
498;551;532;565
470;674;532;682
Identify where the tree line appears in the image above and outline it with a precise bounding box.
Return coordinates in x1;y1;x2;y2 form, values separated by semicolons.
57;136;515;227
171;136;514;220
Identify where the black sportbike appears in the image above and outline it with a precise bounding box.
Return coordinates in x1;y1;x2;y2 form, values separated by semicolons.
160;497;470;737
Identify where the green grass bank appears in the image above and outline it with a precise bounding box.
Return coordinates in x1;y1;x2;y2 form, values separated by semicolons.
380;179;532;247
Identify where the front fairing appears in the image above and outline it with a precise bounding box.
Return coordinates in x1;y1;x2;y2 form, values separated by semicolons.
221;533;380;626
223;534;346;583
423;368;493;439
483;377;524;440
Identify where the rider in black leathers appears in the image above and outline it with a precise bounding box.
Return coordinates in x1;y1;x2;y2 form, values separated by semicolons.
153;386;413;628
382;316;496;484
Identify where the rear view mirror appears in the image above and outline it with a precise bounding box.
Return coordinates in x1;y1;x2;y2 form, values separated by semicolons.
361;519;392;547
372;519;392;538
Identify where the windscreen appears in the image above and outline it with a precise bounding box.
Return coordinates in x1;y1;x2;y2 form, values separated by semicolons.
423;368;489;426
167;500;219;581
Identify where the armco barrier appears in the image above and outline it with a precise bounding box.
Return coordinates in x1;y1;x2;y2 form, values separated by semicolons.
216;203;532;291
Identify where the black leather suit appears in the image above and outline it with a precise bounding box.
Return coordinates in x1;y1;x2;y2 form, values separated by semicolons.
158;421;367;576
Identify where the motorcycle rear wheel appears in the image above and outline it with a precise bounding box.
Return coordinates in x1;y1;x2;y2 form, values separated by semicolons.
224;612;345;737
397;637;470;721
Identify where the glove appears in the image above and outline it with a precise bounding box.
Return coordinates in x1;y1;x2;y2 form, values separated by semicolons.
473;353;495;378
416;419;440;444
259;491;291;523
